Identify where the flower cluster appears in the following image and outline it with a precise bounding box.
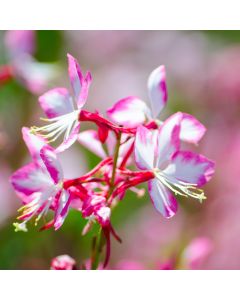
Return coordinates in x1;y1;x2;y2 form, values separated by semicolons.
10;54;215;268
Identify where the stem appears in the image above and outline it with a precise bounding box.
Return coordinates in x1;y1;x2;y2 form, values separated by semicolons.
108;132;122;198
79;110;158;135
119;141;134;169
91;228;104;270
79;110;134;134
63;157;112;188
111;171;154;201
90;134;122;269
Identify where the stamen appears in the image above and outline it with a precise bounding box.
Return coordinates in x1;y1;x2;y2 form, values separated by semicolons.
31;110;79;144
34;200;52;226
154;170;206;203
13;222;28;232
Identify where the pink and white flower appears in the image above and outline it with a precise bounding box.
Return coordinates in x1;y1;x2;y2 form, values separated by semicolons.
51;255;76;270
134;118;215;218
32;54;92;152
181;237;213;269
10;128;71;231
107;66;206;145
81;194;111;227
4;30;58;94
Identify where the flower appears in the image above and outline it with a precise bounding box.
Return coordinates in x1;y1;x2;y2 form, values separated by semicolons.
3;30;58;94
81;194;111;227
31;54;92;152
115;260;144;270
181;237;213;269
10;127;71;231
107;66;206;145
62;163;113;230
134;118;215;218
51;255;76;270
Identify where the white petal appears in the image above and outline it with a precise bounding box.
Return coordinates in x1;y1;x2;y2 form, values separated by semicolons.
107;96;149;127
39;88;75;118
164;112;206;145
163;151;215;186
40;146;63;183
156;116;181;168
148;178;178;218
134;126;155;170
148;65;167;118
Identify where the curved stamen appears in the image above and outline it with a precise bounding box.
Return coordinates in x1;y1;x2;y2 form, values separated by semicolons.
154;170;206;203
31;110;79;143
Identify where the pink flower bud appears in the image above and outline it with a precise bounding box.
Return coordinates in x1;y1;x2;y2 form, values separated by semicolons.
51;255;76;270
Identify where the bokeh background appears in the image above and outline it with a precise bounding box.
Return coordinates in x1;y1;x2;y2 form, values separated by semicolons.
0;30;240;269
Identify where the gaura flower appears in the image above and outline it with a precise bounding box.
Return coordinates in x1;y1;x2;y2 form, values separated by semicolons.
181;237;213;269
5;30;35;58
51;255;77;270
81;194;111;227
31;54;92;153
134;118;215;218
157;237;213;270
62;176;112;229
115;260;145;270
4;30;58;94
107;66;206;145
10;127;71;231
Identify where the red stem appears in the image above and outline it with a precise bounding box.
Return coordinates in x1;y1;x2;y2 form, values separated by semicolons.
111;171;154;200
119;141;135;169
63;157;112;189
79;110;158;135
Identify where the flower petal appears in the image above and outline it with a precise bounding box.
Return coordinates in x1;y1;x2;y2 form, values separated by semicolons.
164;112;206;145
40;146;63;184
67;53;92;108
54;190;71;230
55;121;81;153
10;162;52;196
4;30;35;58
107;96;149;128
179;113;206;145
78;130;107;159
164;151;215;186
148;178;178;218
51;255;76;270
12;55;58;94
147;65;167;118
134;126;155;170
39;88;75;118
22;127;47;160
156;116;181;168
182;237;213;270
95;206;111;227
